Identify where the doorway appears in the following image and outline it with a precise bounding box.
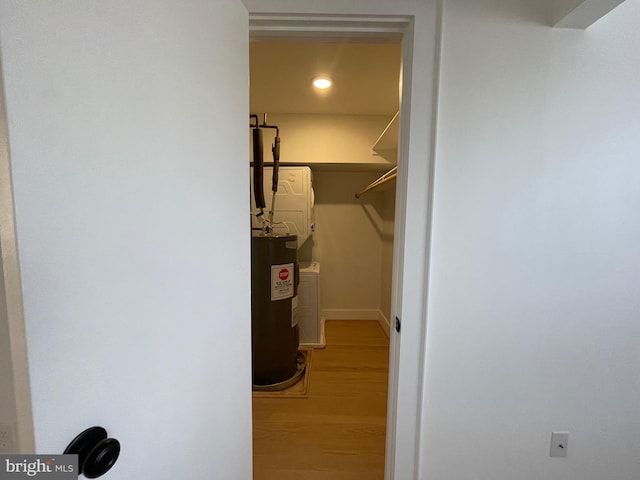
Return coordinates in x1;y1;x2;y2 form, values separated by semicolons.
248;14;415;480
250;39;400;479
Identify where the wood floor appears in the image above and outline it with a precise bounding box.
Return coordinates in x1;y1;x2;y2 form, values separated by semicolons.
253;320;390;480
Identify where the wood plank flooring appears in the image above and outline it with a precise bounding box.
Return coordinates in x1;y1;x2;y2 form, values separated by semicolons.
253;320;390;480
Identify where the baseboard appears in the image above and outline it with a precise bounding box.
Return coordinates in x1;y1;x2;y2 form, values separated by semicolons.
378;311;391;338
318;309;391;338
320;309;381;321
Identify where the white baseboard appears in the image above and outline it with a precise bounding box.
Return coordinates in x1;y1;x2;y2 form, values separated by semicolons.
320;309;381;320
378;311;391;338
320;309;391;338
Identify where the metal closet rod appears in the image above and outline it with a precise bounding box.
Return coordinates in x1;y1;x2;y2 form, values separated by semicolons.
354;166;398;199
250;113;279;136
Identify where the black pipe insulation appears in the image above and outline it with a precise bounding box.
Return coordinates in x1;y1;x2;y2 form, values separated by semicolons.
271;136;280;193
252;128;266;209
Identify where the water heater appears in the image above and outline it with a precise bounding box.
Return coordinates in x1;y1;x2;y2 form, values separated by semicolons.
251;232;300;387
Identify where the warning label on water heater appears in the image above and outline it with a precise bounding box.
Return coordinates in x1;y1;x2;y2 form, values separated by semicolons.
271;263;295;301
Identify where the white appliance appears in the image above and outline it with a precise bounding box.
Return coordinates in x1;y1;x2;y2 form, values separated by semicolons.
249;166;314;246
298;262;324;348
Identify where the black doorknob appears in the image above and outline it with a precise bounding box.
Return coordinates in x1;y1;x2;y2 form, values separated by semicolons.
82;438;120;479
64;426;120;478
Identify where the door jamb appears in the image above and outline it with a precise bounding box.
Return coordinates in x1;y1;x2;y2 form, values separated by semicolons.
0;56;36;454
248;13;426;480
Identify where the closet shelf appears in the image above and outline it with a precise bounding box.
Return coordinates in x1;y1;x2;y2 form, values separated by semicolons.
371;112;399;163
269;162;394;173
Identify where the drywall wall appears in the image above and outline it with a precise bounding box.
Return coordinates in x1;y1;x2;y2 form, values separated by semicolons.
0;2;252;479
310;170;386;315
421;0;640;479
253;113;393;165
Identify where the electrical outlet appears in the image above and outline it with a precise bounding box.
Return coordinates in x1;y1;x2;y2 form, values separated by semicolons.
0;423;17;453
550;431;569;458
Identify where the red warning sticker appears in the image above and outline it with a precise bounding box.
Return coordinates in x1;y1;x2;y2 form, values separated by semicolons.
271;263;294;301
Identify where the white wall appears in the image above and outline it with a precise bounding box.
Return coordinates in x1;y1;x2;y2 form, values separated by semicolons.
309;170;387;315
421;0;640;479
0;2;252;479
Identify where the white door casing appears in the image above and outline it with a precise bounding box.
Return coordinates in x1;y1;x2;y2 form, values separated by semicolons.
245;3;440;479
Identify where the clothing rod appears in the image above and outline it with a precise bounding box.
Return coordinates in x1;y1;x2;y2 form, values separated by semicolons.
354;166;398;199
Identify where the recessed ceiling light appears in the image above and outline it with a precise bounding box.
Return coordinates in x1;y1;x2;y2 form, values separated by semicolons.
312;76;332;90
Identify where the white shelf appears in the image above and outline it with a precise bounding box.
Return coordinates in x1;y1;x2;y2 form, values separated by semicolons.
307;162;393;173
257;161;393;172
371;112;399;163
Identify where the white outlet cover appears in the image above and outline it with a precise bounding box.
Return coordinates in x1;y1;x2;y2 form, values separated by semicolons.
550;431;569;458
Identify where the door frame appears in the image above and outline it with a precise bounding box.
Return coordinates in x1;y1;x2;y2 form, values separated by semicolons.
0;56;35;454
248;11;440;479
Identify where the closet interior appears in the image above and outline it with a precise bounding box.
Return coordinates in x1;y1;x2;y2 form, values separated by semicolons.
250;40;400;333
250;39;401;479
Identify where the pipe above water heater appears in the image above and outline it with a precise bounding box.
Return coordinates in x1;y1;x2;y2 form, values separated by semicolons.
250;113;281;234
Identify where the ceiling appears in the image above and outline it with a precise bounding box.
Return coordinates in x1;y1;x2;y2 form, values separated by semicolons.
250;42;401;116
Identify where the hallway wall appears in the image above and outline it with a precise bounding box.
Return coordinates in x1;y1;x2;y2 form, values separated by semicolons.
422;1;640;478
